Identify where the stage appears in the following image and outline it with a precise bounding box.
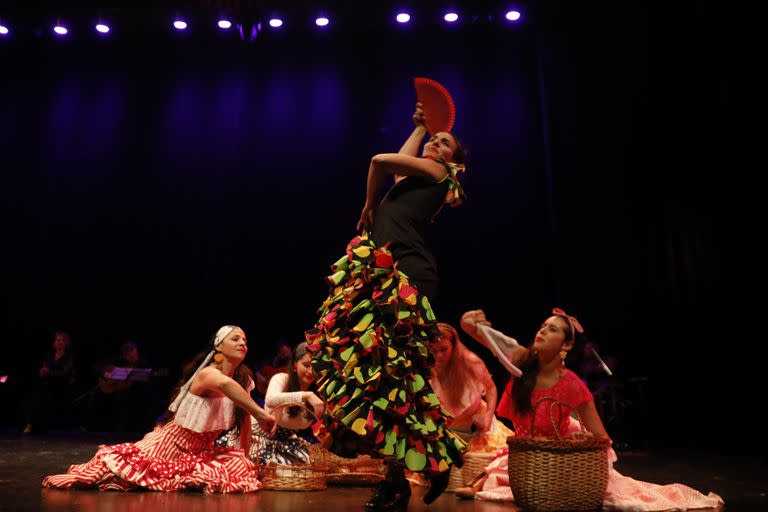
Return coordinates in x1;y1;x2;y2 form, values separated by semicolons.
0;431;759;511
0;3;758;511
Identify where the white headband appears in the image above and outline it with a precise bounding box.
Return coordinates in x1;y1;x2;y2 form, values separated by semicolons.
168;325;240;412
214;325;237;348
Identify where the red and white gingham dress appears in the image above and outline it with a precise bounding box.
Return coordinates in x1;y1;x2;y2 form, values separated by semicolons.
42;391;262;493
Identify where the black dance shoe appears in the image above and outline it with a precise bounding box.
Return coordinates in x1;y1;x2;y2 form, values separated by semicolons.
422;470;451;505
363;481;411;512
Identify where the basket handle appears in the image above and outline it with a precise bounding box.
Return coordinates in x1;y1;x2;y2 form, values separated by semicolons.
530;397;587;440
269;401;321;422
252;401;321;464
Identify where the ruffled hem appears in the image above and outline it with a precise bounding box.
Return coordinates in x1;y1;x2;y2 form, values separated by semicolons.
42;424;261;493
306;232;466;473
465;417;515;453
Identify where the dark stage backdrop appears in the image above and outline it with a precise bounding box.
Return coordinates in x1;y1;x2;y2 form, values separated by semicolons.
0;3;748;452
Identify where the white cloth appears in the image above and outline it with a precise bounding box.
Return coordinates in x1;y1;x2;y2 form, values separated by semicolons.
173;378;254;433
264;372;318;430
173;393;236;433
476;324;523;377
263;372;306;415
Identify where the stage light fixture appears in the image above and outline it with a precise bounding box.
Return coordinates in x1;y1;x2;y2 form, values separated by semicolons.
444;12;459;23
396;13;411;24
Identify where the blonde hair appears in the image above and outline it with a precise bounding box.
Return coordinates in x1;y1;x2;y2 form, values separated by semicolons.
431;323;487;414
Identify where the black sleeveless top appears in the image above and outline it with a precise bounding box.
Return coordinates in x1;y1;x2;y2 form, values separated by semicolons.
371;175;450;298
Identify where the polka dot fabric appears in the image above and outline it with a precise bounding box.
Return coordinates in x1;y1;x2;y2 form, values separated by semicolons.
306;232;466;473
43;421;261;493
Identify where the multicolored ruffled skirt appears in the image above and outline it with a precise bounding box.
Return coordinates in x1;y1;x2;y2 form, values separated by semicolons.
306;232;466;474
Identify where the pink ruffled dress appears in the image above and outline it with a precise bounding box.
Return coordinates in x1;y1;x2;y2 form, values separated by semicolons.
478;370;723;510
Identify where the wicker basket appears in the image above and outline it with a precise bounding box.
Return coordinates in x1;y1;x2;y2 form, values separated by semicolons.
461;451;495;486
446;464;464;491
260;463;329;491
308;444;386;486
507;397;610;511
444;450;494;491
257;402;329;491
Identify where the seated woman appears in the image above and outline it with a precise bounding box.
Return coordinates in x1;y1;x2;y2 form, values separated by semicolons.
429;322;512;451
456;309;724;511
219;341;326;465
43;325;276;493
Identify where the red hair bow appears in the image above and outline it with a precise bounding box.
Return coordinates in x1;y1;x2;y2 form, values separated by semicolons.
552;308;584;340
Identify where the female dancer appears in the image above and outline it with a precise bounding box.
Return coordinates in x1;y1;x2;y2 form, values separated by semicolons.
219;341;325;465
429;322;512;450
458;309;723;510
43;325;276;493
306;103;467;510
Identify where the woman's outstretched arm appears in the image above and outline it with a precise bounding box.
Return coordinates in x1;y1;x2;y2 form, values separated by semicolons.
193;367;277;435
398;102;428;157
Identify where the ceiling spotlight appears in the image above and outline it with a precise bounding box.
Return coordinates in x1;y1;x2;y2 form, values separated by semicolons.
53;25;68;35
173;20;188;30
269;18;283;28
218;19;232;29
315;17;329;27
95;23;110;34
396;13;411;24
505;10;522;21
444;12;459;23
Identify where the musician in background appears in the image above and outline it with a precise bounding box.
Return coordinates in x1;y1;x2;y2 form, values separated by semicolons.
22;331;77;434
89;340;155;436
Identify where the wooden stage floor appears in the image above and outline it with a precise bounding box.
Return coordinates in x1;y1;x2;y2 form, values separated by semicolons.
0;431;760;511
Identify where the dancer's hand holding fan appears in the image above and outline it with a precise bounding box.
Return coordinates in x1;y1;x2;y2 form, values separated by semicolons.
413;77;456;135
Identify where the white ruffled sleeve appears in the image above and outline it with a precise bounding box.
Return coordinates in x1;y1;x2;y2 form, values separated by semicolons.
264;372;306;414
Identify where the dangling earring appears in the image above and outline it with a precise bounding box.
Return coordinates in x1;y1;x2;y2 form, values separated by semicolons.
213;352;224;367
560;350;567;365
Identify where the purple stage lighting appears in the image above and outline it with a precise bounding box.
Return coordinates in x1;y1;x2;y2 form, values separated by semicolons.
505;10;522;21
95;23;110;34
315;17;329;27
444;12;459;23
0;25;9;36
268;18;283;28
396;13;411;24
173;20;188;30
218;20;232;29
53;25;68;36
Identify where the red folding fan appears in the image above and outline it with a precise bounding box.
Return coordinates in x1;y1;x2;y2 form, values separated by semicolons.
413;77;456;135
